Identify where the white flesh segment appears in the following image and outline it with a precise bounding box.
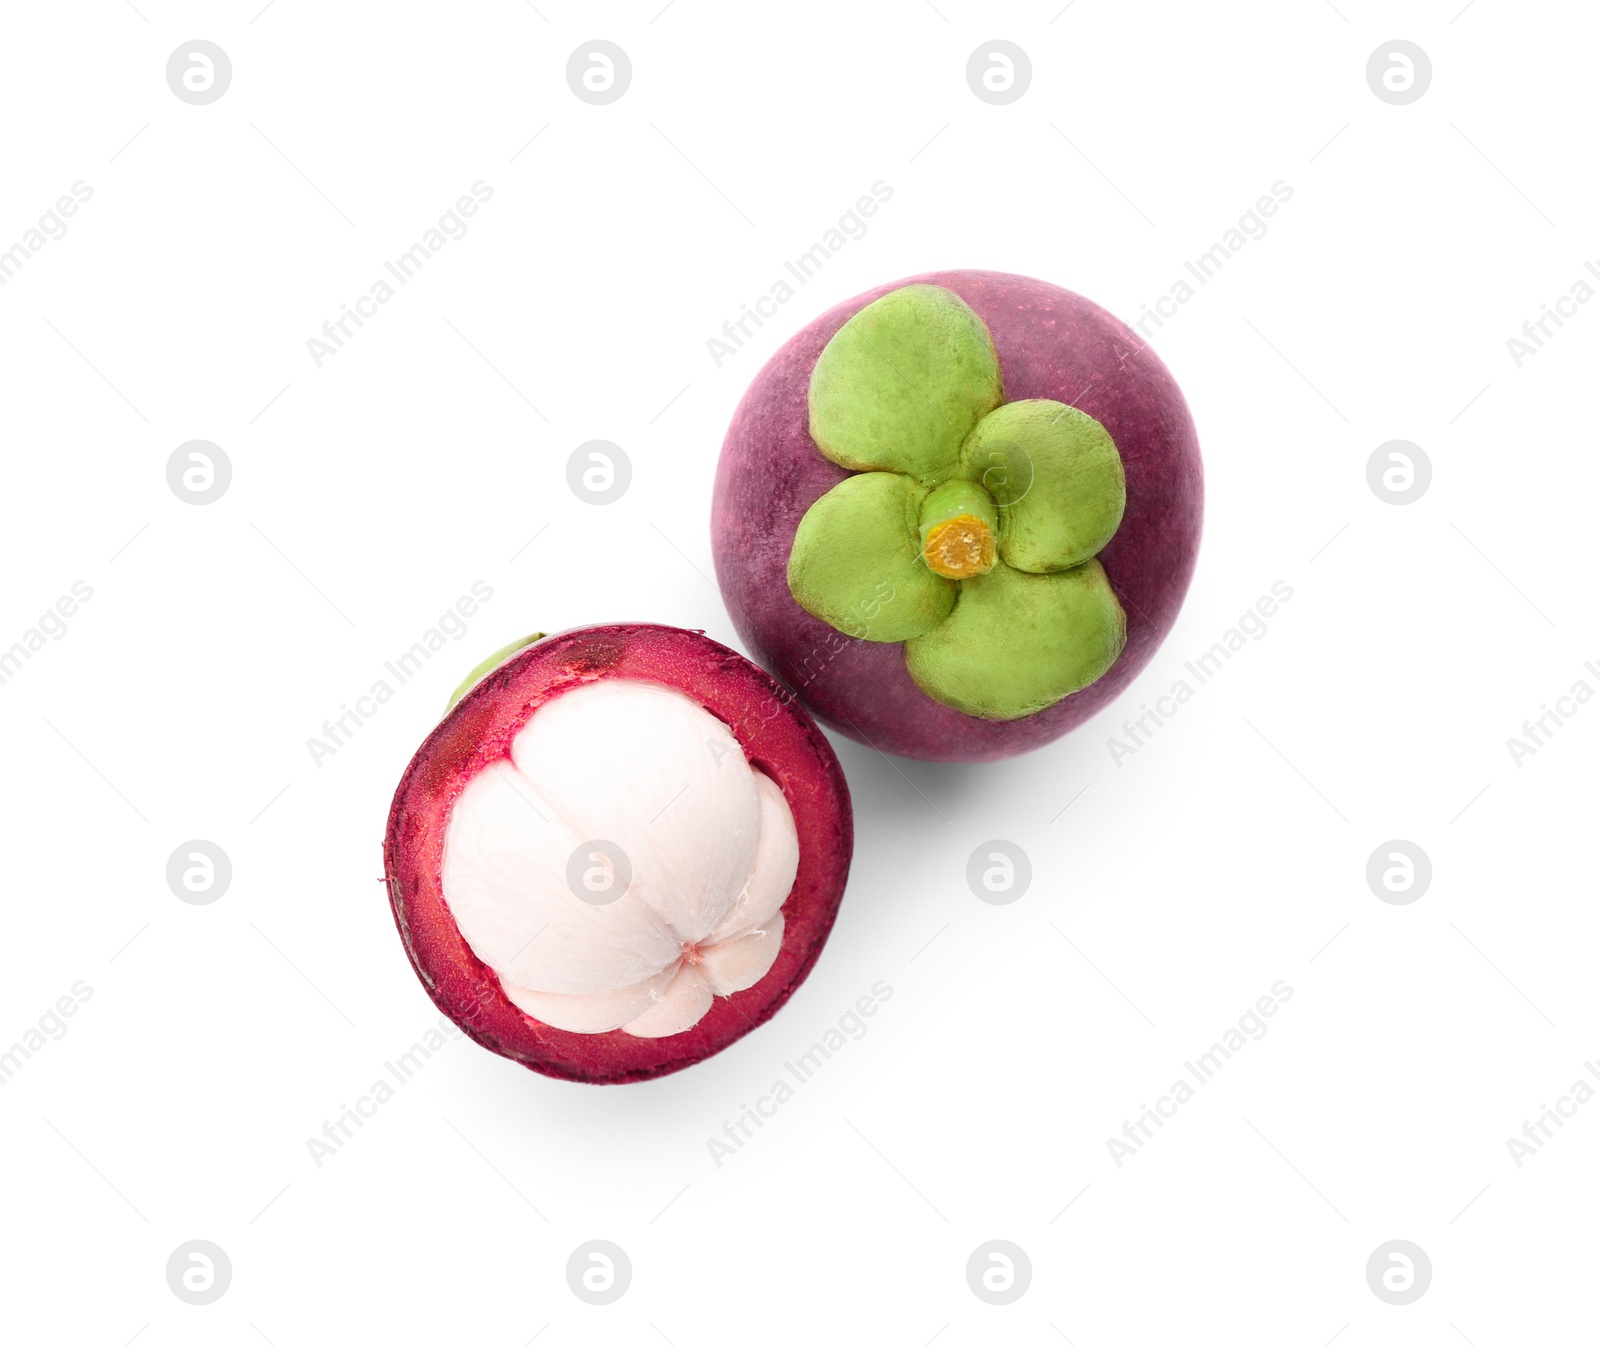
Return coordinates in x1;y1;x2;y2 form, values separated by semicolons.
621;965;714;1038
707;773;799;945
442;763;681;994
510;681;761;946
502;965;676;1033
698;912;785;996
440;679;801;1036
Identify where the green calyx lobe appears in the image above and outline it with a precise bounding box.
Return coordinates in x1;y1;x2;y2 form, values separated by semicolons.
959;400;1125;574
808;284;1003;483
787;474;954;642
445;634;546;713
905;561;1126;720
787;283;1131;721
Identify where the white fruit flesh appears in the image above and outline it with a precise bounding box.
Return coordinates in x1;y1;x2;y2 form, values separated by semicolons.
440;680;799;1037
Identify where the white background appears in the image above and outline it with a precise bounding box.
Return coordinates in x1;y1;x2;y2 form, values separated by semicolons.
1;1;1595;1341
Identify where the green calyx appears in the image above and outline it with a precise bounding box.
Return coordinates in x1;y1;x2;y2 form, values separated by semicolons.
786;284;1129;722
445;633;546;713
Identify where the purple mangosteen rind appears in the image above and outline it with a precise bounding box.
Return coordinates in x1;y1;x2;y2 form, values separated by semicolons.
711;270;1204;763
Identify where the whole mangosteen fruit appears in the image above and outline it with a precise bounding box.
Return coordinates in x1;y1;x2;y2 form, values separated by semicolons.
712;270;1203;762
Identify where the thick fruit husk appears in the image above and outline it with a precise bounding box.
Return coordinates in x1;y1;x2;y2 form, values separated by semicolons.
383;623;853;1084
711;269;1204;763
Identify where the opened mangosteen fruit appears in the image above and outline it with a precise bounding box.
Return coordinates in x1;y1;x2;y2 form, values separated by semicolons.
383;624;852;1084
712;270;1204;762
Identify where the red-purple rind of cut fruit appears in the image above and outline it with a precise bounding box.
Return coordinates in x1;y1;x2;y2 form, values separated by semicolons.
382;623;853;1085
711;269;1205;763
